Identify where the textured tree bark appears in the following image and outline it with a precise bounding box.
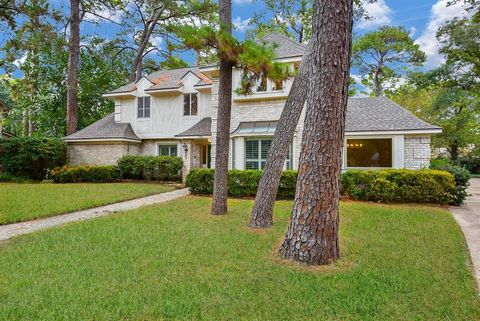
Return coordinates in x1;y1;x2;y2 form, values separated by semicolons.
279;0;354;265
66;0;80;135
211;0;232;215
248;43;313;228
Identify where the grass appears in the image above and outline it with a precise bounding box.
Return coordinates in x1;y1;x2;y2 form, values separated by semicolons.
0;182;174;225
471;173;480;178
0;197;478;321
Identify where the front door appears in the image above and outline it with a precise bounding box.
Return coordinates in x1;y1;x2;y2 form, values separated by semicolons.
201;144;211;168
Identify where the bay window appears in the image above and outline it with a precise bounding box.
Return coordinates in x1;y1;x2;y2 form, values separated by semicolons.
245;139;292;170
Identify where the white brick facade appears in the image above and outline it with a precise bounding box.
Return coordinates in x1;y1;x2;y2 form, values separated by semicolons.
404;135;431;169
67;142;140;166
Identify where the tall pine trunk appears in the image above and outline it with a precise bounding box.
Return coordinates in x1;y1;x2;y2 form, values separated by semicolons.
66;0;80;135
249;43;313;228
279;0;353;265
211;0;232;215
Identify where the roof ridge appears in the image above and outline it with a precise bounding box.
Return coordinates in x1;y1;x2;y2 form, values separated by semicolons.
259;31;307;48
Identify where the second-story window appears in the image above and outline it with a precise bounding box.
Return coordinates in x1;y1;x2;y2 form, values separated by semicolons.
257;75;267;92
273;79;284;91
184;93;198;116
137;96;150;119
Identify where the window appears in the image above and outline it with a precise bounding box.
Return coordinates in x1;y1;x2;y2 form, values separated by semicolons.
137;96;150;119
272;79;284;91
245;139;292;170
184;93;198;116
346;138;392;168
158;144;178;156
256;75;267;92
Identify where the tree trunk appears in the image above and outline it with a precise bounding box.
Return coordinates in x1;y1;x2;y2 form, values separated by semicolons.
249;43;313;228
279;0;353;265
373;68;382;97
66;0;80;135
211;0;232;215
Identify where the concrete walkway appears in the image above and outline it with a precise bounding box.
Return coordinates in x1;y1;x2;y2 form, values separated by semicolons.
0;188;190;242
450;178;480;291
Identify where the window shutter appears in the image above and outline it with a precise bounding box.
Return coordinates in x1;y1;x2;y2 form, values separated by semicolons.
245;140;259;159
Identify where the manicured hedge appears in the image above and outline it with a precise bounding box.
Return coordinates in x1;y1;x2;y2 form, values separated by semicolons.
0;137;66;180
117;155;183;181
340;169;455;204
50;165;121;183
457;156;480;174
435;165;470;205
186;168;458;204
186;169;297;199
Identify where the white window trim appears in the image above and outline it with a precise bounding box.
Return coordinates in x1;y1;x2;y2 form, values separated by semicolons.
157;143;179;157
244;137;292;170
137;96;151;119
343;135;404;170
183;93;198;116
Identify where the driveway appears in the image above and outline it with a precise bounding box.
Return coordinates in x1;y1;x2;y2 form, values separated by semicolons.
450;178;480;292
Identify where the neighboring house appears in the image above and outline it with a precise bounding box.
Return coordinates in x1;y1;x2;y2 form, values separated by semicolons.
64;33;441;178
0;100;13;139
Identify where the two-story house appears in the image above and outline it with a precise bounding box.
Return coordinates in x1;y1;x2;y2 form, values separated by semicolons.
64;33;441;177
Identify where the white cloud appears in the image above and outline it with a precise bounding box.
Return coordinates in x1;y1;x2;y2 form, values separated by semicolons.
233;17;251;32
356;0;392;29
409;26;417;38
415;0;469;68
84;8;124;24
233;0;252;5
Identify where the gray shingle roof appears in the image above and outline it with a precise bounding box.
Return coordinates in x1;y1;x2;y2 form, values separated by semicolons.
175;117;212;137
346;97;440;132
64;113;141;141
258;32;307;59
107;68;212;95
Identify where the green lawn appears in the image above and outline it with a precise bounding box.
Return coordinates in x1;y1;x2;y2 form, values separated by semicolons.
0;197;478;321
0;182;174;225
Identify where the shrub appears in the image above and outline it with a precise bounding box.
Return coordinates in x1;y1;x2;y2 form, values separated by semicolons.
185;168;214;194
187;168;457;204
50;165;121;183
430;157;451;169
185;169;297;199
0;172;31;183
436;165;470;205
341;169;455;204
457;156;480;174
0;137;66;180
118;155;183;181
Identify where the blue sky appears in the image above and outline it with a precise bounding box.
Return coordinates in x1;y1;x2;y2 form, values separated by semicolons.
2;0;472;77
77;0;470;69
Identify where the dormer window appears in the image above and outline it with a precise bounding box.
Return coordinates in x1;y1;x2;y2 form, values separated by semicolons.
137;96;151;119
184;93;198;116
256;75;267;92
273;79;284;91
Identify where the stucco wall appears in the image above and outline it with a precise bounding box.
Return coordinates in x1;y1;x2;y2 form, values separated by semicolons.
404;135;431;169
67;142;140;166
116;74;211;139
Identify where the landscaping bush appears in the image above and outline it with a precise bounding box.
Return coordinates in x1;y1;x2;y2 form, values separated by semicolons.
0;172;31;183
0;137;66;180
341;169;455;204
435;165;470;205
187;168;457;204
457;156;480;174
186;169;297;199
117;155;183;181
50;165;121;183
